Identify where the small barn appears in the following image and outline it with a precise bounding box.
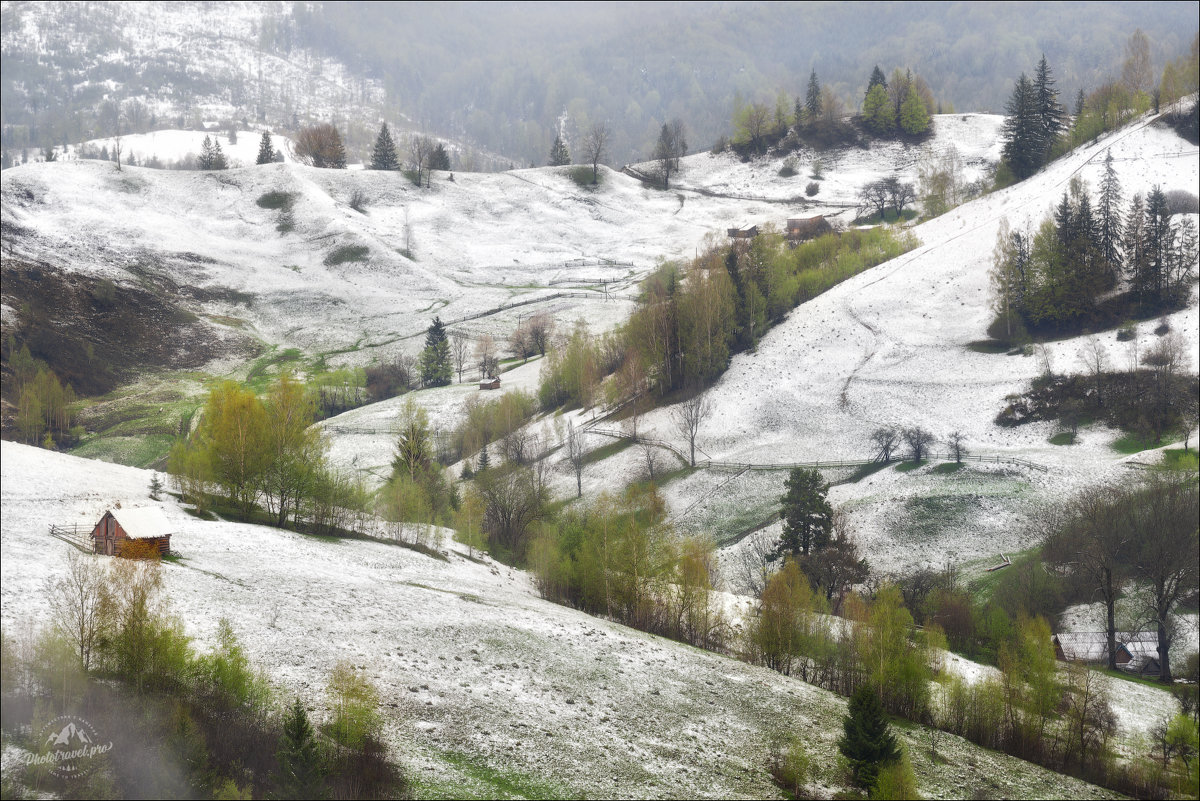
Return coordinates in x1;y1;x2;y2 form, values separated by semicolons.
786;215;833;243
91;508;173;557
727;224;759;239
1052;631;1160;676
479;376;501;390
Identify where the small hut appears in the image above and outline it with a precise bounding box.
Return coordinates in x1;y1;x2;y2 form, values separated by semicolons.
786;215;833;243
726;224;759;239
91;508;173;557
479;376;501;390
1052;631;1161;676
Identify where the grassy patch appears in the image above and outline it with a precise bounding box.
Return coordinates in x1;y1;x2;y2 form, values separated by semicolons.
932;461;966;474
852;208;919;226
1110;431;1167;454
1049;432;1076;446
895;494;973;543
256;190;295;210
418;751;570;800
583;437;635;465
1159;448;1200;471
895;460;926;473
1096;666;1173;691
324;244;370;266
840;461;892;483
966;339;1010;354
966;547;1041;602
70;434;176;469
246;347;304;387
568;165;602;188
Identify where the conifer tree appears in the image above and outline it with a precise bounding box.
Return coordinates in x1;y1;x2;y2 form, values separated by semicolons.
477;443;491;473
1124;192;1146;291
1097;150;1124;285
199;135;216;170
256;130;275;165
1001;73;1042;179
899;85;930;134
862;84;895;135
419;317;452;387
1033;55;1067;158
838;683;901;792
370;123;399;170
867;65;888;94
210;137;228;170
429;142;451;171
277;698;326;799
549;133;570;166
805;70;822;124
773;467;833;559
328;126;347;169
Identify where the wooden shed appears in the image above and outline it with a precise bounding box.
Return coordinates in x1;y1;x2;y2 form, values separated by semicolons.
1052;631;1160;675
479;376;501;390
726;224;759;239
786;215;833;243
91;508;173;557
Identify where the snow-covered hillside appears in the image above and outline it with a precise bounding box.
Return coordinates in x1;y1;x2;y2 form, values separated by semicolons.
0;441;1119;799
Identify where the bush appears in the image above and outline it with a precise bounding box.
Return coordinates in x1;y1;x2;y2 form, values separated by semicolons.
1165;189;1200;215
324;245;370;266
806;181;820;197
769;735;811;796
256;190;295;211
778;157;799;178
569;165;600;187
348;188;368;213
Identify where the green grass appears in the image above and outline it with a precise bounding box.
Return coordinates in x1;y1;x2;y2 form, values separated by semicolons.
1111;431;1168;454
932;461;966;474
583;437;635;465
324;244;370;266
71;434;176;469
966;339;1010;354
852;208;919;226
1159;448;1199;471
246;347;304;386
966;547;1041;602
568;165;602;188
840;461;892;484
1096;666;1172;690
1049;432;1076;446
415;752;570;800
895;459;926;473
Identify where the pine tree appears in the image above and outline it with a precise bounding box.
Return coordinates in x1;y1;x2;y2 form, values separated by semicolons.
805;70;822;124
328;127;347;169
773;467;833;559
838;683;901;792
1001;73;1043;180
867;65;888;94
1032;55;1067;159
210;138;228;170
419;317;452;387
549;133;570;167
1142;186;1173;305
862;84;895;135
370;123;399;170
1074;88;1086;121
198;135;215;170
1097;150;1124;285
477;443;491;473
899;85;930;134
256;130;275;165
429;143;451;171
1124;192;1146;290
277;698;325;799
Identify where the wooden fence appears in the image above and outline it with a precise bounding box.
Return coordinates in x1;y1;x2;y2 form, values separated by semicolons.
49;523;92;552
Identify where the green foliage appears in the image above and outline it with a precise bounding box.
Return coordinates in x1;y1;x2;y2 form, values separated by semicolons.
898;85;930;134
255;130;275;166
324;244;370;266
326;661;381;750
769;735;812;797
370;122;399;170
569;165;600;187
775;467;833;559
420;316;452;387
548;133;570;166
862;84;895;134
839;683;901;792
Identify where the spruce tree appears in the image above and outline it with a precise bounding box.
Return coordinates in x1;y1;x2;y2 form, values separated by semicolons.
805;70;822;123
862;84;895;135
549;133;570;166
773;467;833;559
371;123;399;170
198;135;215;170
429;143;451;171
1142;186;1172;305
328;127;347;169
867;65;887;94
210;138;228;170
1097;150;1124;285
898;85;930;134
256;130;275;165
838;683;901;792
1001;73;1042;179
276;698;325;799
477;443;490;472
1032;55;1067;159
419;317;452;387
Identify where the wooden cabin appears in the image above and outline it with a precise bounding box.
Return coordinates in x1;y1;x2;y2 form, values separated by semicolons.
786;215;833;243
1052;631;1161;676
726;225;759;239
479;376;501;390
91;508;173;557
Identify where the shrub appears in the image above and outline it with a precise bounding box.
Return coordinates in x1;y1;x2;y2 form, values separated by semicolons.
348;188;368;213
806;181;820;197
769;735;811;796
778;156;799;178
569;165;599;187
324;245;370;266
256;190;295;211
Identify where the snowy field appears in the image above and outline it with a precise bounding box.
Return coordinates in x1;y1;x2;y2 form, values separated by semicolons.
0;441;1119;799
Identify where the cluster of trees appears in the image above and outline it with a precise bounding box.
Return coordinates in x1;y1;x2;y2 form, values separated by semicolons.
197;134;228;170
731;71;847;155
991;162;1198;337
856;176;916;222
369;122;450;184
2;551;404;799
168;375;367;531
7;343;78;448
535;227;917;416
999;55;1068;180
529;485;729;650
544;123;610;185
861;66;933;136
294;122;347;168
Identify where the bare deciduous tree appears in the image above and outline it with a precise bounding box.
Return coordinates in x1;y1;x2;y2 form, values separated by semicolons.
566;420;586;497
671;392;713;467
474;335;498;379
870;427;899;462
450;330;470;383
947;431;968;463
45;551;110;670
653;118;687;189
903;426;935;462
582;122;609;184
408;134;434;187
294;123;347;168
526;312;555;357
1080;336;1109;407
